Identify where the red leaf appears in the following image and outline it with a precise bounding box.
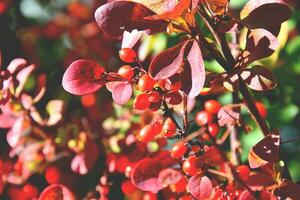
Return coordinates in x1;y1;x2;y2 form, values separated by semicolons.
127;0;177;15
240;0;291;35
248;129;280;169
95;1;167;39
274;181;300;200
39;184;75;200
158;168;183;185
188;175;213;200
238;29;279;66
112;82;132;105
182;40;205;98
241;65;277;91
238;190;256;200
131;152;176;193
217;104;241;127
62;59;105;95
145;0;191;21
149;41;188;80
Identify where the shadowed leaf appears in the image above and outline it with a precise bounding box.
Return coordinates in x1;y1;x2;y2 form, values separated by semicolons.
95;1;167;39
249;129;280;168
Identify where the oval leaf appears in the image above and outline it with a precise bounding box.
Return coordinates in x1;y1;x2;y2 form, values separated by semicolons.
241;65;277;91
62;59;105;95
158;168;183;185
149;41;188;80
188;175;213;200
95;1;167;39
240;0;291;35
112;82;132;105
39;184;75;200
182;40;205;98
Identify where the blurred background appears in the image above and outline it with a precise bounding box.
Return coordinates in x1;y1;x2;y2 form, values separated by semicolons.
0;0;300;199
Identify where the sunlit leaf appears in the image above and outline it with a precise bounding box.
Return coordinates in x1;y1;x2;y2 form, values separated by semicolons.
217;104;241;126
112;82;132;105
188;175;213;200
182;40;205;98
241;65;277;91
62;59;105;95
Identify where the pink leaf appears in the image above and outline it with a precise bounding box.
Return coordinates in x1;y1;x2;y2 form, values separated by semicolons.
121;29;144;49
0;114;17;128
112;82;132;105
6;117;28;148
188;175;213;200
158;168;183;185
217;104;241;127
39;184;75;200
241;65;277;91
149;41;188;80
62;59;105;95
182;40;205;98
15;64;36;97
7;58;27;73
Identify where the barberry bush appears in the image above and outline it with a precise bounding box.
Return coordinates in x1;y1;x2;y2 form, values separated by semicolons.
1;0;300;199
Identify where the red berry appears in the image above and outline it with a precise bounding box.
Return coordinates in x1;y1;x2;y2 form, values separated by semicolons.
137;122;161;143
182;156;199;176
138;74;156;92
23;184;39;199
195;111;213;126
148;91;162;103
204;100;222;114
152;121;163;135
117;65;134;80
45;166;61;184
119;48;137;63
208;123;219;137
163;118;177;138
255;101;267;118
170;141;187;159
134;93;150;110
170;177;187;193
121;180;137;195
236;165;250;181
